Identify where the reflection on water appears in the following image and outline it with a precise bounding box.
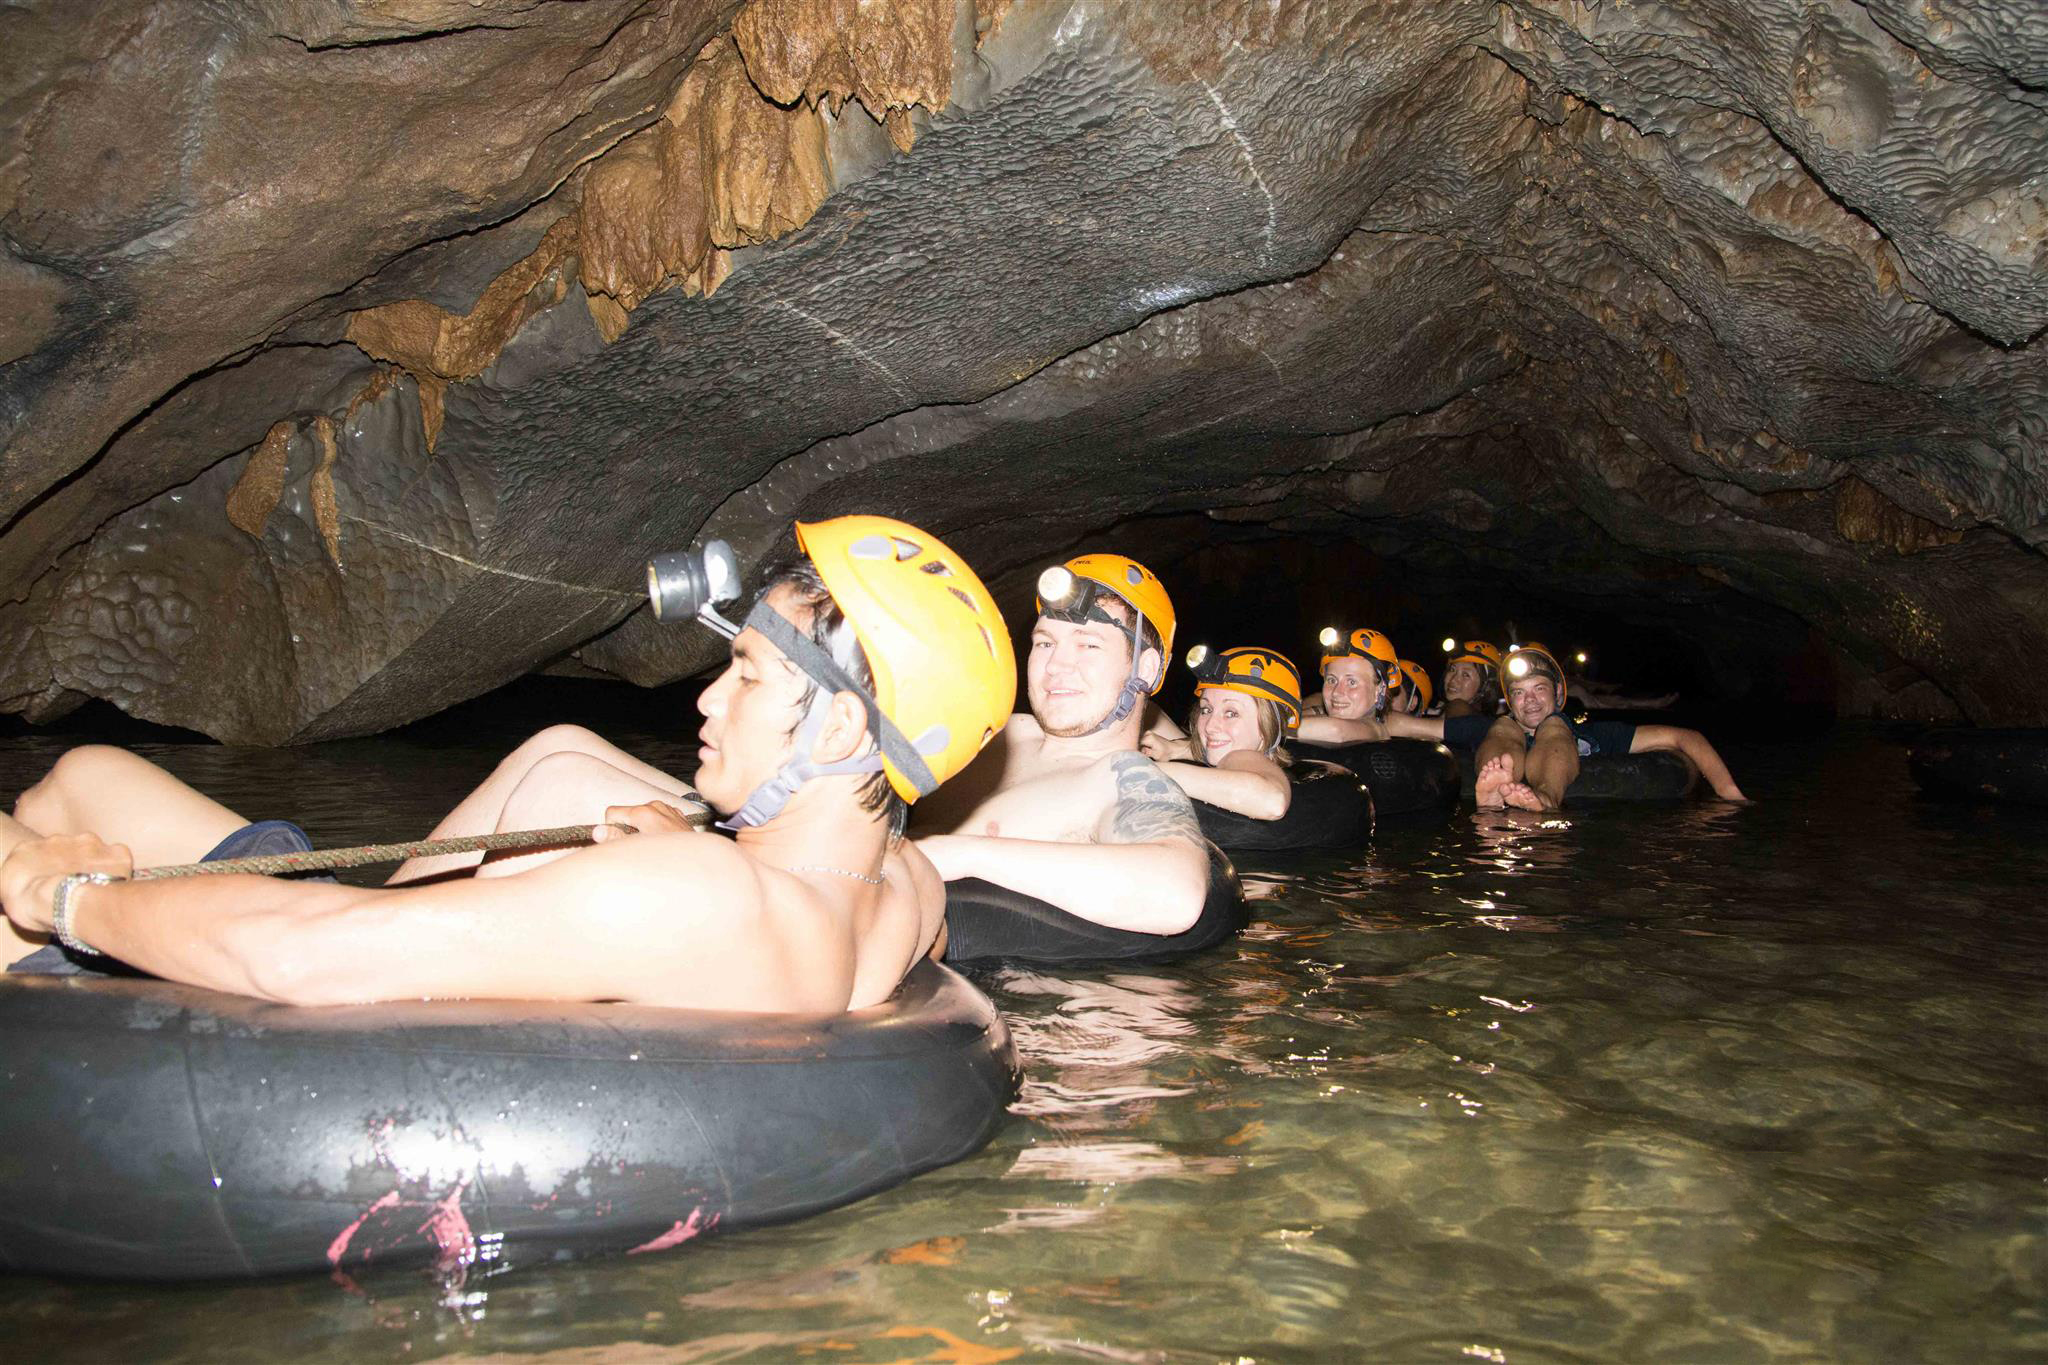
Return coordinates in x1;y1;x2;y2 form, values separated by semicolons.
2;715;2045;1362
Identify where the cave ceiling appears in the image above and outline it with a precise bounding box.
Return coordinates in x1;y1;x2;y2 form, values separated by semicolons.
1;0;2043;739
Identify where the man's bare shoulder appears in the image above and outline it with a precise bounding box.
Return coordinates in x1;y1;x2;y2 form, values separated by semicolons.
1094;751;1203;848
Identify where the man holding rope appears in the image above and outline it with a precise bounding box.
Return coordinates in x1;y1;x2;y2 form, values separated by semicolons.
0;515;1016;1013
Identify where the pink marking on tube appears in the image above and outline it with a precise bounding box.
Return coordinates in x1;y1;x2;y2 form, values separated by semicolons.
326;1190;401;1266
415;1176;476;1268
627;1207;720;1255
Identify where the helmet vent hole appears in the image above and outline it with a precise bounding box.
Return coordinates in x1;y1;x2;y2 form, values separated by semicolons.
978;625;995;656
891;536;922;561
945;585;975;610
919;559;954;576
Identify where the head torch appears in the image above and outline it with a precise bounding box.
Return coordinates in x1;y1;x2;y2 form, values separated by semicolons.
646;539;743;638
1036;565;1134;636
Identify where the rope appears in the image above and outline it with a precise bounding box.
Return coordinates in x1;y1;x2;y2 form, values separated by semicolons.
133;810;712;881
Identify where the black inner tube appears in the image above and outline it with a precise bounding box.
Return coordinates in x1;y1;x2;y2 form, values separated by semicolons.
0;960;1017;1282
1909;728;2048;807
1193;760;1372;853
943;839;1245;965
1453;747;1699;803
1285;738;1461;818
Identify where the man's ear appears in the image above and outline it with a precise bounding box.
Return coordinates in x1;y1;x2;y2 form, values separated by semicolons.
810;689;873;764
1137;645;1164;691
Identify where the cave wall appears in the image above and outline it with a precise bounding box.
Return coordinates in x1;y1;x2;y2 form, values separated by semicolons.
1;0;2043;739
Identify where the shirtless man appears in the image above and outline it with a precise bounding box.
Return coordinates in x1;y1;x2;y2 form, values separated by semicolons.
0;515;1015;1012
1294;627;1440;745
1446;644;1747;811
914;554;1209;936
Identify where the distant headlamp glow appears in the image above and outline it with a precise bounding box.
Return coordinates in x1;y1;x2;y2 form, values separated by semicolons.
1575;651;1588;665
1442;637;1457;654
1037;565;1076;604
1318;626;1340;649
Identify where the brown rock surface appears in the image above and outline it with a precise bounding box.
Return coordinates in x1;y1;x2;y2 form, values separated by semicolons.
1;0;2044;738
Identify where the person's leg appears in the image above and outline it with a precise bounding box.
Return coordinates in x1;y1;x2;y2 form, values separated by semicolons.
1510;715;1579;811
1472;716;1525;809
1;811;53;966
391;726;698;883
13;746;247;867
472;752;700;879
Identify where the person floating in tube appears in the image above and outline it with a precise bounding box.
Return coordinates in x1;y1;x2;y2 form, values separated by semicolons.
1392;659;1434;716
1437;643;1747;810
0;516;1015;1011
1139;646;1301;821
1439;639;1505;720
1294;627;1441;744
913;554;1211;938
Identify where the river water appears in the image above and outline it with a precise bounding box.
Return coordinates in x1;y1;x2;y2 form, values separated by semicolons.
2;693;2043;1362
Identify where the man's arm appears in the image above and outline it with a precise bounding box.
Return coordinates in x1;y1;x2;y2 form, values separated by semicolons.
1296;715;1386;744
1630;724;1748;801
918;754;1209;935
1383;713;1445;741
2;832;763;1007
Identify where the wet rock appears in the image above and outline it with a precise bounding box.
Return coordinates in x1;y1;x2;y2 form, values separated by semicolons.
1;0;2044;738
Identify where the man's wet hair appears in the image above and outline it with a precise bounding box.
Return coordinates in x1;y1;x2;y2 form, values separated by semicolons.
757;557;909;837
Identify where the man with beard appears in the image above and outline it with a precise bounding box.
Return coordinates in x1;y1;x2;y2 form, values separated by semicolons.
914;554;1210;937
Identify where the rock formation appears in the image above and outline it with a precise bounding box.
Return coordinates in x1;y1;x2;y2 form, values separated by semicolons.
2;0;2043;739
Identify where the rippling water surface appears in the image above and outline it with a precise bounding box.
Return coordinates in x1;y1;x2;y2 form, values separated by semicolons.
3;696;2044;1363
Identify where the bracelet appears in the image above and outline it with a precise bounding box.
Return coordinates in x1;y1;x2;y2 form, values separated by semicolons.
52;872;120;957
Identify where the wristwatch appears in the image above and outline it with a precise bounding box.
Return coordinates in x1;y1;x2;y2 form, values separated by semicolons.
52;871;118;957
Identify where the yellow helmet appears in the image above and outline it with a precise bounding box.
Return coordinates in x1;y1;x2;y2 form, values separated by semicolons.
797;516;1016;802
1500;642;1565;695
1187;644;1302;731
1035;552;1176;695
1395;659;1433;710
1318;626;1397;676
1445;639;1504;673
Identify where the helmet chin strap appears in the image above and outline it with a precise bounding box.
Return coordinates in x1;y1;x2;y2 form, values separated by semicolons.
716;600;939;832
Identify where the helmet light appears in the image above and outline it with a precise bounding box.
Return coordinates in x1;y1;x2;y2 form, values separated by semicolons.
1507;654;1531;678
1037;565;1077;605
647;539;743;638
1441;636;1456;653
1575;651;1589;665
1318;626;1340;649
1185;644;1212;670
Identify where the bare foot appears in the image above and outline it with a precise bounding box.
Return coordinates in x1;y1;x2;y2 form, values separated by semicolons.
1500;781;1550;813
1474;753;1514;809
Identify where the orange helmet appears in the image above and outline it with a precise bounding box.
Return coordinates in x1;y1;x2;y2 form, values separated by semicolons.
798;516;1016;801
1500;642;1565;695
1035;553;1176;687
1318;626;1397;676
1395;659;1432;710
1187;644;1302;731
1444;639;1504;673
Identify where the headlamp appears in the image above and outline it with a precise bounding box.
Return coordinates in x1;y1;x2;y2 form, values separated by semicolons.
1318;626;1340;650
1507;654;1531;678
646;539;742;638
1441;636;1457;654
1575;651;1588;665
1037;565;1077;605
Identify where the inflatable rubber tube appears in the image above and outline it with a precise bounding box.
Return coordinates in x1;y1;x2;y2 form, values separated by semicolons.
0;960;1016;1281
1286;738;1461;819
1193;761;1373;853
1454;747;1699;803
1909;728;2048;807
943;840;1245;965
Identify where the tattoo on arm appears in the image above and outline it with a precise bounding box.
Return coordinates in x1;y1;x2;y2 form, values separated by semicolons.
1104;752;1202;846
